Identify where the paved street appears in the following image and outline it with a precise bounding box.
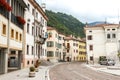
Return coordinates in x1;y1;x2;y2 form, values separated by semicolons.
49;62;120;80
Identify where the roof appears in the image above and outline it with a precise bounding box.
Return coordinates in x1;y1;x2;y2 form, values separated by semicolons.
29;0;48;21
85;24;119;28
47;26;55;30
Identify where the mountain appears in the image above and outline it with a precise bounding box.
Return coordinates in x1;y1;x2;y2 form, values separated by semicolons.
45;10;85;38
88;21;106;26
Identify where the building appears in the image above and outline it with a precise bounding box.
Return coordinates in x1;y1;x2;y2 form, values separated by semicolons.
46;27;59;62
78;40;86;61
58;33;66;61
64;36;79;61
0;0;27;74
84;24;120;64
23;0;48;67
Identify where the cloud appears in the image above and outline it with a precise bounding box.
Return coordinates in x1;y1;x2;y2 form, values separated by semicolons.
37;0;120;23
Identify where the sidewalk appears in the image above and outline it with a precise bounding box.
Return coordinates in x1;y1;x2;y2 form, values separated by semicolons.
85;63;120;76
0;62;60;80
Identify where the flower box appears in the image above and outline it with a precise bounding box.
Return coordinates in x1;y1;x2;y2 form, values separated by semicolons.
16;16;26;25
0;0;12;12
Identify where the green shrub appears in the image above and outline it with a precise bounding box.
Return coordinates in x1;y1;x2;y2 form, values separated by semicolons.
30;66;35;72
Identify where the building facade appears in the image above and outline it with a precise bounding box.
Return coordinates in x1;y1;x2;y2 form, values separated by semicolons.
84;24;120;64
0;0;26;74
23;0;48;67
78;40;86;61
47;27;59;62
64;36;79;61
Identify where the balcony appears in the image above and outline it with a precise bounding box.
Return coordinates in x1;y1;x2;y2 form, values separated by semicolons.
11;13;24;29
0;7;9;19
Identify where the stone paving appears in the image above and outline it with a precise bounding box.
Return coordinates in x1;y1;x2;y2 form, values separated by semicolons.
0;66;50;80
85;63;120;76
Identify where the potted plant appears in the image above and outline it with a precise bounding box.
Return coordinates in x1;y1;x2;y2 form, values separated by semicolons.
29;66;35;77
34;59;41;72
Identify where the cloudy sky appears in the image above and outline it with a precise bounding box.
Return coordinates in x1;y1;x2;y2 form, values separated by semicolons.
36;0;120;24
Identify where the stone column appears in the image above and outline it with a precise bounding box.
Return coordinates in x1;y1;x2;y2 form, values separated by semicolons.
0;49;8;74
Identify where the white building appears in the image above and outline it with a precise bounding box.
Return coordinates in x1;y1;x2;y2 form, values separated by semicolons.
0;0;27;74
46;27;66;62
84;24;120;64
46;27;59;62
64;36;79;61
23;0;48;67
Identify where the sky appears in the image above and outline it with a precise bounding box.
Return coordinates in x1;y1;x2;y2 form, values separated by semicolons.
36;0;120;24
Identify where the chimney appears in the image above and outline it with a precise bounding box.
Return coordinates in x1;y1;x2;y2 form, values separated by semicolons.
41;3;46;12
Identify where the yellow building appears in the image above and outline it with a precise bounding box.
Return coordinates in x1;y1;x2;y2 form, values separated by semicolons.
78;40;86;62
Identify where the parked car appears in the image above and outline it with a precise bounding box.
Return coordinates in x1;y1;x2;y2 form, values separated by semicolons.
99;59;115;66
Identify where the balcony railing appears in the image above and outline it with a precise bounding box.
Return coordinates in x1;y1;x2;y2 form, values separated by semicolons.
11;13;23;29
0;7;9;19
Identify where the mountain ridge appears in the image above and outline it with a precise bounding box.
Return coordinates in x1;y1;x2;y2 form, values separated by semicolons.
46;10;85;38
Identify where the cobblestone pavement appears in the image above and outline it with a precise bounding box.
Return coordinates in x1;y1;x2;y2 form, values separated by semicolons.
49;62;120;80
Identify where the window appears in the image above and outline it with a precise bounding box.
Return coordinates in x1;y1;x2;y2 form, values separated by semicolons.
89;45;93;51
112;28;115;31
73;43;75;46
32;27;34;35
87;35;92;40
2;24;6;35
16;32;18;40
32;46;34;55
67;49;69;53
67;43;70;48
20;34;22;41
27;61;29;65
27;23;29;33
27;4;30;11
90;56;93;60
47;51;54;57
107;29;110;31
107;34;110;39
36;12;38;19
89;30;92;32
112;34;116;38
32;8;35;15
27;45;29;55
32;61;34;64
11;29;14;38
47;41;54;47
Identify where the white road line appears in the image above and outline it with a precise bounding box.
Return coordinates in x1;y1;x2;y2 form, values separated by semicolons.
72;70;93;80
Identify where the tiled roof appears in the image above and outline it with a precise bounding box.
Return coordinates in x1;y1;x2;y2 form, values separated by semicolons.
85;24;119;28
47;26;56;30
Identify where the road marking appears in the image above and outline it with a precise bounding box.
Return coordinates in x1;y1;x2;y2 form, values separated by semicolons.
72;70;93;80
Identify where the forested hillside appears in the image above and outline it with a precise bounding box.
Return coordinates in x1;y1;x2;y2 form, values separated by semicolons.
46;10;85;38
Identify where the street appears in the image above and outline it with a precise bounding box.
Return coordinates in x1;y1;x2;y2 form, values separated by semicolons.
49;62;120;80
